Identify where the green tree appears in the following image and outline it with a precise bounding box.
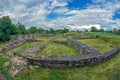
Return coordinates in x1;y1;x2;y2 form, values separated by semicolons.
16;22;26;34
99;28;104;32
61;28;69;33
37;27;44;33
90;26;98;32
28;26;39;33
0;16;17;41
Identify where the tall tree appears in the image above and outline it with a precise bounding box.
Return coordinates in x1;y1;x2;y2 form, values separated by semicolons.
0;16;17;41
28;26;39;33
90;26;98;32
16;22;26;34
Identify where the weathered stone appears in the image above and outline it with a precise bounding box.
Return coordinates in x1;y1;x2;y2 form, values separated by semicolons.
29;65;34;70
4;62;10;68
34;65;39;68
0;73;6;80
10;69;19;77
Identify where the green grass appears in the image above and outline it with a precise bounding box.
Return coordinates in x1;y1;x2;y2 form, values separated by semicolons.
55;34;67;41
83;32;120;39
78;39;120;52
36;36;51;41
0;42;8;48
36;42;80;56
11;42;42;52
0;54;12;80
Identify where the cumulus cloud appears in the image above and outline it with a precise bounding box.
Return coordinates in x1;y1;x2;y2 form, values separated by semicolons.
0;0;120;30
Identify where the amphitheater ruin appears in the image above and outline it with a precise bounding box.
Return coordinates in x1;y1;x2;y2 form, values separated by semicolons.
1;34;120;70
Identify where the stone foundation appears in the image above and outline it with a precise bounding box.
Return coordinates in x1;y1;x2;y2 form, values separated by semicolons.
2;34;120;69
1;34;53;52
24;38;120;68
68;38;100;55
26;47;120;68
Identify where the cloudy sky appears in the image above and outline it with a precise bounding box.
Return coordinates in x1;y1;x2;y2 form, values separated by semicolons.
0;0;120;30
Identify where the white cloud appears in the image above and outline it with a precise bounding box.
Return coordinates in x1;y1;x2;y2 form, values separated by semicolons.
69;24;101;31
0;0;120;30
92;0;107;3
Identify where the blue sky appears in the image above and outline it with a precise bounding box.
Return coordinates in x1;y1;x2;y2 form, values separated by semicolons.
0;0;120;30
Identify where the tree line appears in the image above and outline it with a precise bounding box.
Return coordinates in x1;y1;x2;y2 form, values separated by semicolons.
0;16;120;42
89;26;120;35
0;16;69;42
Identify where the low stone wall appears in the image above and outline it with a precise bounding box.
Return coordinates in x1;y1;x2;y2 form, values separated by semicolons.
26;47;120;68
68;38;100;55
15;37;55;57
4;35;120;69
52;40;68;45
10;34;53;41
22;38;120;68
72;36;92;39
2;34;53;52
2;39;27;52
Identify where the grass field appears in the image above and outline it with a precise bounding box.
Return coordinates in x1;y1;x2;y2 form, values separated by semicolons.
0;32;120;80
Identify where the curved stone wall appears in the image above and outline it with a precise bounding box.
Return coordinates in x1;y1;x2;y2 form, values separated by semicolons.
26;47;120;68
3;34;120;69
10;34;53;41
1;34;53;51
23;38;120;68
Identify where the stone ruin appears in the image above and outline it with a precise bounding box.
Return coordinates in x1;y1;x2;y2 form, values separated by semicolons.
0;34;53;77
1;34;53;52
25;39;120;68
1;34;120;70
15;37;54;57
68;38;101;55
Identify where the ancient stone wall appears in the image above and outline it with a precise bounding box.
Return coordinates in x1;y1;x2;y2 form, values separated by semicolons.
2;34;53;51
68;38;100;55
10;34;53;41
72;36;92;39
27;47;120;68
23;38;120;68
4;35;120;69
14;37;55;57
52;40;68;45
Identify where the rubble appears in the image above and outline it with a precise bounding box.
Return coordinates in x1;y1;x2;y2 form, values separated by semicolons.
0;73;6;80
